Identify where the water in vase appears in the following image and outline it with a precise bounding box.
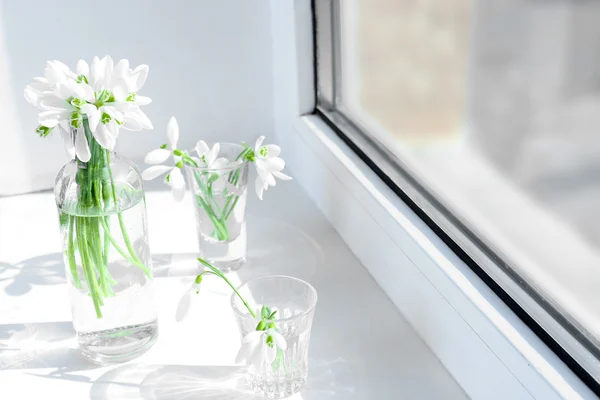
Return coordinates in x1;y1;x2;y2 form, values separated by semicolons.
58;190;158;363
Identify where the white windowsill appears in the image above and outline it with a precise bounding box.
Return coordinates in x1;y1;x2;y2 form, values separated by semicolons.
0;181;467;399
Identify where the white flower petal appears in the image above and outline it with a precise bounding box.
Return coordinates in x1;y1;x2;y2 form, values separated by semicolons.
243;330;265;344
39;97;70;111
195;140;209;158
244;339;264;367
167;116;179;148
134;95;152;106
254;136;265;151
235;342;252;364
90;56;103;90
112;84;129;102
208;143;220;165
171;168;186;202
272;331;287;351
256;166;276;186
252;344;267;368
259;157;285;173
141;165;172;180
59;123;75;159
102;106;124;123
106;120;119;141
121;117;143;131
75;129;91;162
264;144;281;158
110;59;129;88
132;64;149;92
52;60;75;78
102;56;114;87
266;343;277;365
273;171;292;181
144;148;171;165
255;177;266;200
53;83;72;100
175;289;193;322
130;109;153;130
80;104;100;132
44;61;67;85
211;158;230;170
24;88;42;108
31;77;50;89
38;110;68;127
93;124;116;150
80;83;95;103
76;60;89;76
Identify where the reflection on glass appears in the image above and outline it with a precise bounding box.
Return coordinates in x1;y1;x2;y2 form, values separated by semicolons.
341;0;600;347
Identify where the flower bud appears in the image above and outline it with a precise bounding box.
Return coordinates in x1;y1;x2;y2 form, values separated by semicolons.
256;320;267;331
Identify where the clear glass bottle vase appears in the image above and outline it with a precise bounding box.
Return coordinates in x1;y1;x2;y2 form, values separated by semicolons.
54;118;158;363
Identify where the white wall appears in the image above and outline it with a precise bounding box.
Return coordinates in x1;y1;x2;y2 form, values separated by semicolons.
0;0;273;195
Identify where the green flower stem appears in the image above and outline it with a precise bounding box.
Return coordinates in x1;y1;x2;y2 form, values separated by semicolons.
63;118;152;318
105;151;148;271
195;195;229;241
220;149;247;222
77;216;103;318
67;216;81;289
222;195;241;221
102;216;110;268
196;171;223;217
197;257;256;319
98;217;151;277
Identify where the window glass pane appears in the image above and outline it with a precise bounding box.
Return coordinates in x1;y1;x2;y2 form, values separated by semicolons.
339;0;600;352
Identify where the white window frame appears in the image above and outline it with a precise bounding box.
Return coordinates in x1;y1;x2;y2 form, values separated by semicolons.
270;1;597;398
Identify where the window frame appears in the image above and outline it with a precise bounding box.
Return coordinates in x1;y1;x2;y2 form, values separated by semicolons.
313;0;600;394
270;0;597;397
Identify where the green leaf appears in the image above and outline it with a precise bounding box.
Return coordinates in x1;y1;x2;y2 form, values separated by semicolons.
268;310;278;319
261;305;272;319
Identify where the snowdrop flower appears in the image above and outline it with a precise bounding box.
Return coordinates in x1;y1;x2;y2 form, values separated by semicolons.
195;141;232;170
142;117;186;201
175;275;203;322
252;136;292;200
235;328;287;369
24;56;153;161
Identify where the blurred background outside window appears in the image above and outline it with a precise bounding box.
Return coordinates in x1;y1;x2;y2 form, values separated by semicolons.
333;0;600;376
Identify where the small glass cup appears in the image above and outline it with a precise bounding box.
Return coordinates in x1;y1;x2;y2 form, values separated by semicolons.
185;143;249;271
231;275;318;399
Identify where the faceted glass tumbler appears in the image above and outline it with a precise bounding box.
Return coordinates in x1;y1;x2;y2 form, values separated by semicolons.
185;143;249;272
231;275;318;399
